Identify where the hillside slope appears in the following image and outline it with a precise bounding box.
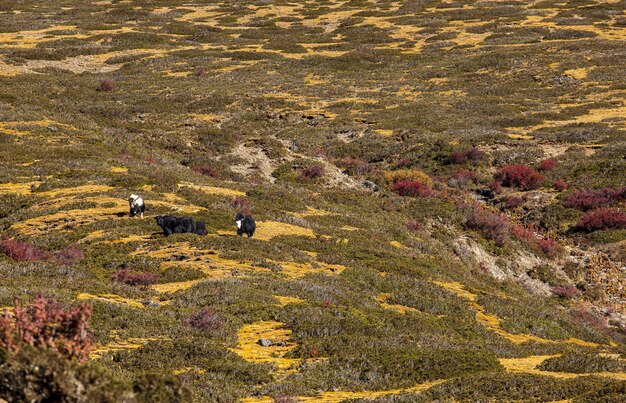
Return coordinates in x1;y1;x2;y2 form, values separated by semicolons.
1;0;625;401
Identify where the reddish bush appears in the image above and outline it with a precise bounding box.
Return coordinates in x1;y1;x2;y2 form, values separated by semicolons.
112;268;159;287
448;148;485;165
0;294;92;362
190;164;220;178
448;151;468;165
391;180;434;197
488;180;503;194
185;308;224;332
54;244;84;266
300;165;324;180
563;187;626;211
232;196;252;215
465;208;510;246
494;164;543;191
538;159;556;171
511;224;536;244
334;157;373;176
537;238;559;258
575;208;626;232
554;178;567;192
98;80;115;91
196;68;207;77
504;197;524;209
0;239;50;262
551;285;579;299
406;220;423;232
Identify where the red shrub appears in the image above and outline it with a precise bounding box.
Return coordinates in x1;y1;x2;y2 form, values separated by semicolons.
537;238;559;258
538;159;556;171
448;151;468;165
575;208;626;232
563;187;626;211
196;68;207;77
0;294;92;362
511;224;536;244
112;268;159;287
0;239;50;262
488;180;503;194
554;178;567;192
391;180;434;197
494;164;543;191
54;244;84;266
465;208;510;246
551;285;579;299
406;220;423;232
335;157;373;176
232;196;252;215
504;197;524;209
300;165;324;180
185;308;224;332
98;79;115;91
191;164;220;178
448;148;485;165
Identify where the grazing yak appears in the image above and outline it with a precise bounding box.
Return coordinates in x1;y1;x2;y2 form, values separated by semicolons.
235;213;256;238
129;194;145;218
155;215;207;236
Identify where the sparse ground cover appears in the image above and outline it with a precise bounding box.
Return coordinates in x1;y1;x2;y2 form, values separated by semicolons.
1;0;625;401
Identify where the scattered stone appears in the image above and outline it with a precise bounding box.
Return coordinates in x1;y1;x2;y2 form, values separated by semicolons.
257;338;273;347
363;180;379;192
141;300;161;308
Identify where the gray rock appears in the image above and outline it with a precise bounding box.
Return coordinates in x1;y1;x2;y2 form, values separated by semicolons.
257;338;272;347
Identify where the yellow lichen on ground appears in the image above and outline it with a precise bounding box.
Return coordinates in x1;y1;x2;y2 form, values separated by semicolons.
90;336;165;359
564;68;589;80
36;184;113;199
0;181;41;195
374;129;394;136
270;260;347;279
434;281;600;346
341;225;359;231
77;293;146;309
230;321;300;377
152;279;205;294
376;293;421;315
11;198;127;236
296;380;445;403
110;167;128;174
389;241;405;249
290;206;334;218
500;355;626;381
98;234;153;245
507;133;535;140
253;221;316;241
274;295;305;306
78;229;108;244
179;182;246;197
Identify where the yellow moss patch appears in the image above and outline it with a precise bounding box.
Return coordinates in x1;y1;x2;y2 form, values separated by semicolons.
270;260;347;279
374;129;394;136
290;206;334;218
274;295;305;306
77;293;145;309
433;281;601;347
90;336;165;359
507;133;535;140
376;293;421;315
179;182;246;197
78;230;108;244
564;68;589;80
341;225;359;231
98;234;153;245
500;355;626;381
0;181;41;196
230;321;300;376
37;184;113;199
247;380;445;403
152;279;205;294
110;167;128;174
389;241;405;249
253;221;316;241
11;198;127;236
